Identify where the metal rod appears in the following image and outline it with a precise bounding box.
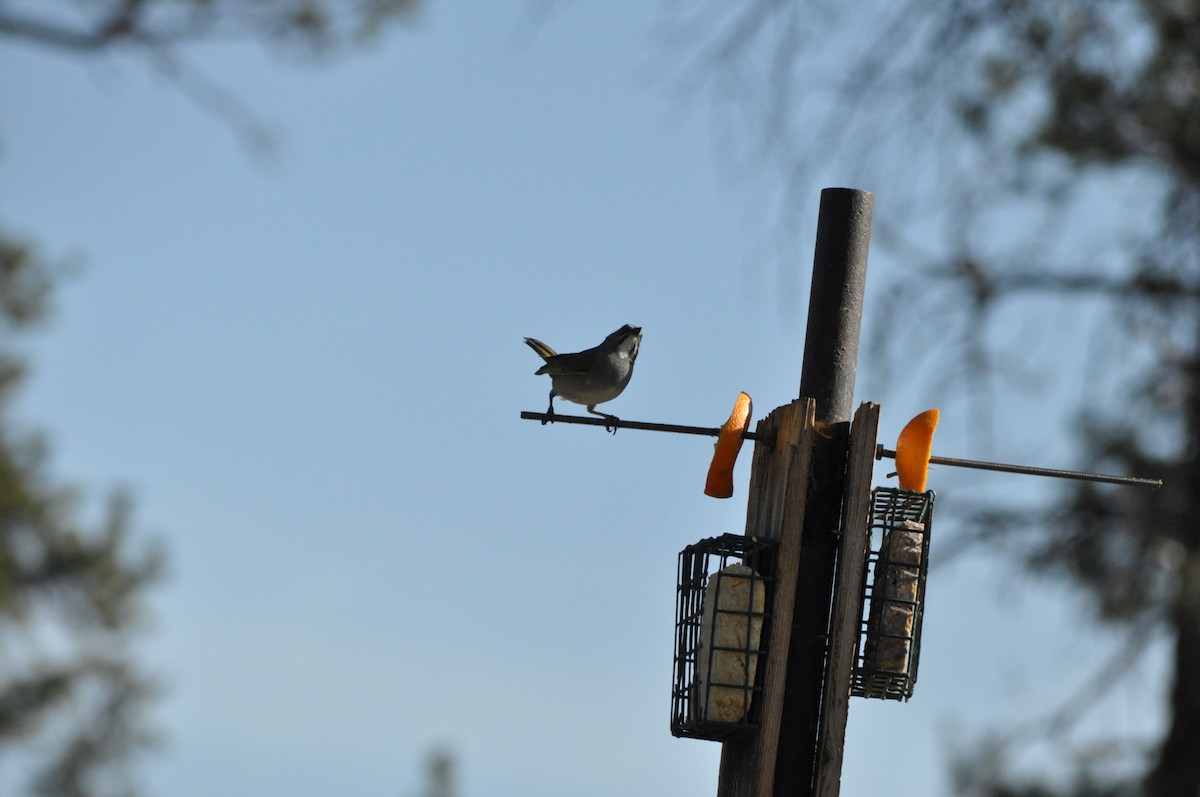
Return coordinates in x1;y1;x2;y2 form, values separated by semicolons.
520;411;771;442
875;446;1163;489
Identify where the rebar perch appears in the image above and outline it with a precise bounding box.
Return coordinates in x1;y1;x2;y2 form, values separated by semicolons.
876;446;1162;490
520;411;1161;489
520;411;773;443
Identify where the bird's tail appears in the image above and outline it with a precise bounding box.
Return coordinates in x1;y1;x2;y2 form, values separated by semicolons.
524;337;557;360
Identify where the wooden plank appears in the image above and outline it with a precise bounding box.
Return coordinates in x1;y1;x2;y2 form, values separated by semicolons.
812;402;880;797
717;398;817;797
772;416;853;796
749;400;816;797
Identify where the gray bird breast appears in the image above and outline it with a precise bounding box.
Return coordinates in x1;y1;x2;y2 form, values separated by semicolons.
552;351;635;405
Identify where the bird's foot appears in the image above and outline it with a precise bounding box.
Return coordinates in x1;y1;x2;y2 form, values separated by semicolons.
585;405;619;433
542;406;555;426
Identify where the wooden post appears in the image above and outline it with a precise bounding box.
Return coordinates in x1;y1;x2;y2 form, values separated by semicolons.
717;188;873;797
798;189;873;425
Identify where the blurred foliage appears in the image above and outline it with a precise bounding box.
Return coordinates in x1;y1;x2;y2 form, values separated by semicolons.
422;747;456;797
0;1;422;153
951;737;1142;797
0;238;163;797
921;4;1199;794
0;0;420;55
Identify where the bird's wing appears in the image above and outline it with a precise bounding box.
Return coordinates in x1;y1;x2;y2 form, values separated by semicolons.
536;350;594;376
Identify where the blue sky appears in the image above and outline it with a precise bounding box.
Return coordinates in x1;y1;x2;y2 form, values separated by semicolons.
0;3;1167;796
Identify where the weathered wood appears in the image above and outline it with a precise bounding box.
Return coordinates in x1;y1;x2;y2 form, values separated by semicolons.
812;402;881;797
772;418;851;795
798;189;873;425
717;398;816;797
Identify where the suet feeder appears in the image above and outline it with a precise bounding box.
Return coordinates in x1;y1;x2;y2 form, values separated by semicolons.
852;486;935;701
671;533;777;740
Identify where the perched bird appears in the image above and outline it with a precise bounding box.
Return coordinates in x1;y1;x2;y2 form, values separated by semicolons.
524;324;642;431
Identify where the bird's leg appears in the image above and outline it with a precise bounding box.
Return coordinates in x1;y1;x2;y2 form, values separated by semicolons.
543;392;557;425
587;405;619;434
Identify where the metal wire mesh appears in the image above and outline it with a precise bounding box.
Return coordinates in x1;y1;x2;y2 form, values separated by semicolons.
852;487;935;701
671;534;777;740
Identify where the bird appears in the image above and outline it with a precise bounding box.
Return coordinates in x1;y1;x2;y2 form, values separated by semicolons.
524;324;642;432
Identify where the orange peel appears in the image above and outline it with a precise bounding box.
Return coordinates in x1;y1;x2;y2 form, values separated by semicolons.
705;392;753;499
895;408;939;492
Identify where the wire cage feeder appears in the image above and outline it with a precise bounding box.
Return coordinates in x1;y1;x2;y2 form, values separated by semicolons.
671;533;777;741
852;487;936;701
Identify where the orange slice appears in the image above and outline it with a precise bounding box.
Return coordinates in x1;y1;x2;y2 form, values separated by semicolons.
895;409;939;492
705;392;753;499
